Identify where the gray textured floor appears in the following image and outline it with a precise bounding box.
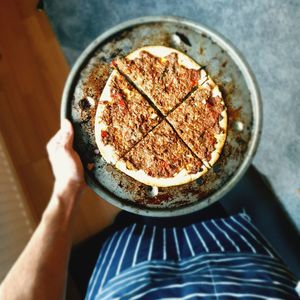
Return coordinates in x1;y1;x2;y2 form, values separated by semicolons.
44;0;300;230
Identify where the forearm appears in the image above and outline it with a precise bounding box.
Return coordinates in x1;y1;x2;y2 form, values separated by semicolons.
0;184;82;300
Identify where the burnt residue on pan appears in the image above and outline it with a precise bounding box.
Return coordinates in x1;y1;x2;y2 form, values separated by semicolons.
67;19;257;213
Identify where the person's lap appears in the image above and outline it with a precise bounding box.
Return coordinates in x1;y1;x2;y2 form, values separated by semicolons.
68;201;228;297
85;211;298;299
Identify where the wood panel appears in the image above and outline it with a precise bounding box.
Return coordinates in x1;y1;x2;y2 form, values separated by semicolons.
0;132;34;281
0;0;120;243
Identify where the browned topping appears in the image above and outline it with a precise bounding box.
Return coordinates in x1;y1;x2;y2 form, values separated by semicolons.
99;73;161;158
115;51;200;115
123;122;203;178
93;49;227;184
167;88;225;161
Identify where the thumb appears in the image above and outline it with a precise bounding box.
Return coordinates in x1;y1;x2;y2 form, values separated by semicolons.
61;119;74;146
61;118;73;132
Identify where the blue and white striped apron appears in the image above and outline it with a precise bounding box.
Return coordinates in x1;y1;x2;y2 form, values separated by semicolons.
85;214;299;299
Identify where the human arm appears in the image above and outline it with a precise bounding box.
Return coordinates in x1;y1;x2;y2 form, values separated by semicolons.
0;119;85;300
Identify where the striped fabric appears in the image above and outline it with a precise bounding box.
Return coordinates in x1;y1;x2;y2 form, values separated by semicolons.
85;214;299;299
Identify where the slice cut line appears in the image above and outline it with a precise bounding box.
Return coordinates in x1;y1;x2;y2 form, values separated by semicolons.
115;121;208;187
167;76;227;168
95;46;227;187
113;46;208;115
95;70;162;164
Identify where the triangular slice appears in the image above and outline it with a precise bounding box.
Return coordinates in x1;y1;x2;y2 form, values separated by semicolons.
114;46;207;115
95;70;161;164
116;121;207;187
167;77;227;168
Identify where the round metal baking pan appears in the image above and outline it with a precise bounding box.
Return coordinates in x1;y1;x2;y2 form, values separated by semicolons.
61;16;262;217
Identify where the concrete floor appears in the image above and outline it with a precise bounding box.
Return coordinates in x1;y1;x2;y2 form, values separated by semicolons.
44;0;300;230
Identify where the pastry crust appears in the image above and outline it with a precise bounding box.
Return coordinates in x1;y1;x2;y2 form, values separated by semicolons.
116;161;208;187
126;46;202;70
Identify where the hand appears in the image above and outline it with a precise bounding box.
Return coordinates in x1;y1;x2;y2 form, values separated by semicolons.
47;119;86;195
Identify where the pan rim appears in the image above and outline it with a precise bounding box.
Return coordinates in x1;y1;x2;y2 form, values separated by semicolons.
61;16;262;217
